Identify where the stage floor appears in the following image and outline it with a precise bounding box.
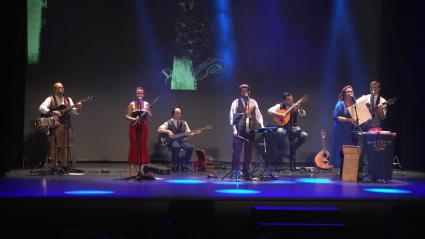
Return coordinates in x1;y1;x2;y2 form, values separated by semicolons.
1;163;424;200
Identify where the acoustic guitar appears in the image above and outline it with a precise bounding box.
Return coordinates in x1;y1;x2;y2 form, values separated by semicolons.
314;129;333;169
35;95;93;129
271;94;309;126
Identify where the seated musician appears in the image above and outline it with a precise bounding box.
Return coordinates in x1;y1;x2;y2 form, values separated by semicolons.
267;92;307;161
157;106;200;171
39;82;82;171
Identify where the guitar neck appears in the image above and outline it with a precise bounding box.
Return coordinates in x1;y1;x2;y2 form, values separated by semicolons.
174;126;209;139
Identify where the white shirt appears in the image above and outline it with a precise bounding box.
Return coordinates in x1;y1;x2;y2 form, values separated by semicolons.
229;98;264;127
39;95;79;115
159;118;191;133
357;94;387;114
267;103;307;117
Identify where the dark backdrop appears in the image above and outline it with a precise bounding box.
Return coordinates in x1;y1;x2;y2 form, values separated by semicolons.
2;0;424;175
23;0;380;163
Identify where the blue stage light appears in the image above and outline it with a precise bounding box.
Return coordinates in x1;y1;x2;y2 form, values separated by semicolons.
64;190;115;195
295;178;334;184
364;188;412;194
215;189;260;194
166;179;206;184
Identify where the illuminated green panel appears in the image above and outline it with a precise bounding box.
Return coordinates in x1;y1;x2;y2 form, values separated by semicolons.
171;57;196;90
27;0;47;64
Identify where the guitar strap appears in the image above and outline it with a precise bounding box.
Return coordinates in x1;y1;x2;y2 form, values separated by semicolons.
50;95;58;110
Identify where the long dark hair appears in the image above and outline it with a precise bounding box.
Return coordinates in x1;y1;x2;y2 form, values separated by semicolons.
338;85;354;100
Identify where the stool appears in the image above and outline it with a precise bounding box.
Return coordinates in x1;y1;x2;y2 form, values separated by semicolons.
55;144;75;168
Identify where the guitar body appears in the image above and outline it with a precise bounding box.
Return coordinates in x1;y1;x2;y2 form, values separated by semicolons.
314;129;333;170
158;125;213;147
314;150;333;169
271;108;291;126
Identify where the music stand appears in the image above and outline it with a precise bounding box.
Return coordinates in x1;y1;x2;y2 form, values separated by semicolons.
250;127;279;180
62;113;86;174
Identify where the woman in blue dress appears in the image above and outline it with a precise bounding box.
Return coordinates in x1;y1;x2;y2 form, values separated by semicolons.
330;85;357;168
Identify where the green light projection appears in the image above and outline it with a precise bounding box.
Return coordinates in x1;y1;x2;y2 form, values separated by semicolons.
171;57;196;90
27;0;47;64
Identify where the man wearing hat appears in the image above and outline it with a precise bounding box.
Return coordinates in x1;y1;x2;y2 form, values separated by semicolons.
229;84;264;179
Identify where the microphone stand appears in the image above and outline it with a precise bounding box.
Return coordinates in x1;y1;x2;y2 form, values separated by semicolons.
351;97;362;145
124;97;159;181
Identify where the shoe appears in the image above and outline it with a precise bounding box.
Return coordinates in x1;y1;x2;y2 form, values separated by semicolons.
231;170;241;179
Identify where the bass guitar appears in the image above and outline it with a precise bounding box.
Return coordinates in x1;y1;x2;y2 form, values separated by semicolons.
159;125;212;147
271;94;309;126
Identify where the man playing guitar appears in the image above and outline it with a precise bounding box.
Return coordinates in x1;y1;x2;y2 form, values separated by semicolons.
157;106;201;172
357;81;394;131
267;92;308;162
229;84;264;179
39;82;83;171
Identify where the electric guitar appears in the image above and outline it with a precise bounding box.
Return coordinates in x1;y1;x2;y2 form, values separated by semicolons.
271;94;309;126
314;129;333;169
158;125;212;147
35;95;93;129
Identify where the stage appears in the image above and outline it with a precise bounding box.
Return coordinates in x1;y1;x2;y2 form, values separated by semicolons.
1;163;424;200
1;163;424;238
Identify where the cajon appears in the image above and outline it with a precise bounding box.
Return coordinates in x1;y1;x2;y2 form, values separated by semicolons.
342;145;361;182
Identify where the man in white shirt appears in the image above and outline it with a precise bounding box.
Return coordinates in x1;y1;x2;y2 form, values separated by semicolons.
229;84;264;179
267;92;308;165
39;82;82;170
158;106;200;172
357;81;387;131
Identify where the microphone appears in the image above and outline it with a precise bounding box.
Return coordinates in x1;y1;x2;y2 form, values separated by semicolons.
137;97;143;111
350;96;357;103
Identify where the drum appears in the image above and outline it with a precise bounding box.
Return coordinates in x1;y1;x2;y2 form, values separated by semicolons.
35;116;60;129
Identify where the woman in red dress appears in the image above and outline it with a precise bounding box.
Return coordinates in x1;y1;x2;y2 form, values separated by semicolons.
125;87;151;177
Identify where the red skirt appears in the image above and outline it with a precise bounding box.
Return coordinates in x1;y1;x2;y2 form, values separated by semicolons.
128;120;149;164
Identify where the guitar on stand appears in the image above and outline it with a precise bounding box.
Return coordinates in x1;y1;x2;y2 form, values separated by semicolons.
314;129;333;170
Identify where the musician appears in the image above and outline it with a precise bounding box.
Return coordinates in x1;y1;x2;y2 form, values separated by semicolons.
157;106;200;172
329;85;357;168
229;84;264;179
267;92;308;161
125;86;152;177
39;82;82;171
357;81;387;131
